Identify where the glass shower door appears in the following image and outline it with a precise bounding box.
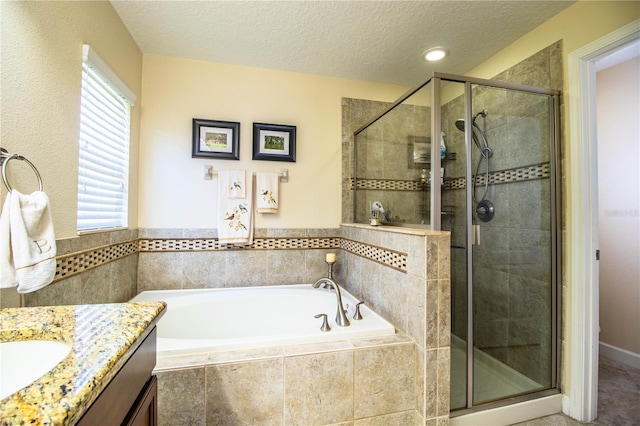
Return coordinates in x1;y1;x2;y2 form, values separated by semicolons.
469;84;554;404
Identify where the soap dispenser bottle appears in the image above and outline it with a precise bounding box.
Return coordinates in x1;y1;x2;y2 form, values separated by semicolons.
440;132;447;160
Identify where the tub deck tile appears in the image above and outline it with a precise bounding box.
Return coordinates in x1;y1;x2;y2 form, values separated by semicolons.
206;346;284;365
155;353;209;372
353;410;416;425
350;332;413;348
282;340;355;357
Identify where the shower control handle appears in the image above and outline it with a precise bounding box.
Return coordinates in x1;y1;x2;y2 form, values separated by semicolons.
314;313;331;332
353;301;365;320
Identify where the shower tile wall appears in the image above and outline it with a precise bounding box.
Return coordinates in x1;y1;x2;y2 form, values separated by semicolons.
341;98;431;225
442;41;562;386
341;98;386;223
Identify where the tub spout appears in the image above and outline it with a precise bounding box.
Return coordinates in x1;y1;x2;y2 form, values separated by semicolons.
312;278;351;327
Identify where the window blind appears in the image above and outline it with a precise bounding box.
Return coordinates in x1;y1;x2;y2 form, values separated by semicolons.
77;45;134;232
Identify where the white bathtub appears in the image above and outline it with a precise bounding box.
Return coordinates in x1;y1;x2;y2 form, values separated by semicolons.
130;284;395;357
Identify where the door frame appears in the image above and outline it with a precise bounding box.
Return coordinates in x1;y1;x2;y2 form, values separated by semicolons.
565;19;640;422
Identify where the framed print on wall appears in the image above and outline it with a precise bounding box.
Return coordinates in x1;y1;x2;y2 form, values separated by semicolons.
192;118;240;160
252;122;296;162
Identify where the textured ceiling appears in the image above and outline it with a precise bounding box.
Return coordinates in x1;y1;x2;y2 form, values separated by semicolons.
110;1;575;87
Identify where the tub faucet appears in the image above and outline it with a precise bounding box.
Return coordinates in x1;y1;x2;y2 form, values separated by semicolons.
312;277;351;327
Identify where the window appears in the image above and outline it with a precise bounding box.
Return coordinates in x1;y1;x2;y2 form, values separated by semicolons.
77;45;136;232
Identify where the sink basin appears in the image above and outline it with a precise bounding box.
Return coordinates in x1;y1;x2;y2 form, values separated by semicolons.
0;340;72;400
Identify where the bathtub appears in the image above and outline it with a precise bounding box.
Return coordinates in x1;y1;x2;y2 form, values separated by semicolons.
130;284;395;357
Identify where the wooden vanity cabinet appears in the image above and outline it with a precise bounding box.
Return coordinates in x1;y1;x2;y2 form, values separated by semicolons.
77;328;158;426
124;375;157;426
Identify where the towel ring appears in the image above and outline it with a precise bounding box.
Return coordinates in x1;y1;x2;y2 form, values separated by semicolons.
1;153;44;192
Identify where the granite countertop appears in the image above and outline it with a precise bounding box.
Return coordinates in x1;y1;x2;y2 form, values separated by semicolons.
0;302;166;425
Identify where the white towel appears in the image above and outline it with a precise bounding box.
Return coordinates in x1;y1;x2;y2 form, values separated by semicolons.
218;169;246;199
217;171;254;245
256;172;279;214
0;190;57;293
0;194;16;287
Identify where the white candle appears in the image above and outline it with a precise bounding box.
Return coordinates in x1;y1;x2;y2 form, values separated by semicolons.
326;253;336;263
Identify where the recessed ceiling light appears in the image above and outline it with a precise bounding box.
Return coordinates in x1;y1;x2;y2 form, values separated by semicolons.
423;47;448;62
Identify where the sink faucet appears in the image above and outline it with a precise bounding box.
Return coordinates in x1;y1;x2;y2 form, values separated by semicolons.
312;277;350;327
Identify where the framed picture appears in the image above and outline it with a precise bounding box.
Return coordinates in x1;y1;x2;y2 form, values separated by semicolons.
252;122;296;162
192;118;240;160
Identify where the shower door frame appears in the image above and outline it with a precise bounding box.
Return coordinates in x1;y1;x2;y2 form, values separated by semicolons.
434;72;562;415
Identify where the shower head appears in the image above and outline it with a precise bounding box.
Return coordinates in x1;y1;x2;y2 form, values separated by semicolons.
456;110;488;131
454;118;482;151
454;113;491;156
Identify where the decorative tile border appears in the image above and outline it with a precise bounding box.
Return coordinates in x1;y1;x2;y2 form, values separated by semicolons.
341;238;408;272
54;240;138;283
448;162;551;189
52;236;407;282
351;162;550;192
485;162;550;185
138;237;340;252
350;178;425;191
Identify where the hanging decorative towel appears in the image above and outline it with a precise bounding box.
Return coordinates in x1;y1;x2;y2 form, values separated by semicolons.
0;190;57;293
219;169;246;199
217;170;254;245
256;172;279;214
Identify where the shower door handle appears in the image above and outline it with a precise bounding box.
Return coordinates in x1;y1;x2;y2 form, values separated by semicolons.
472;224;481;245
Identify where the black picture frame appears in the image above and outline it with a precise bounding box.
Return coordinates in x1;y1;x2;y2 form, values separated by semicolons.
192;118;240;160
252;122;296;162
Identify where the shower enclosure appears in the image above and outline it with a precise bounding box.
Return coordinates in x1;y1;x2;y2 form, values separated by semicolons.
353;72;560;414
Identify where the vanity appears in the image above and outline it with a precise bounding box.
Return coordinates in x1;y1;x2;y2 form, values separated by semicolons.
0;302;165;425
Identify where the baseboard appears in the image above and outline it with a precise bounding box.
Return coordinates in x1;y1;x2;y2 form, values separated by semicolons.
562;394;572;415
599;341;640;369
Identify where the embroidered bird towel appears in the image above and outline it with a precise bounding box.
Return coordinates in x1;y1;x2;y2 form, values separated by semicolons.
0;190;57;293
217;170;254;245
256;172;279;214
219;169;246;199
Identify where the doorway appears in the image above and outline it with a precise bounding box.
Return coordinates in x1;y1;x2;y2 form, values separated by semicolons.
566;20;640;422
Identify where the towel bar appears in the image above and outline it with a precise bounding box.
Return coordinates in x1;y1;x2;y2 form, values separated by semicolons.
204;166;289;183
1;148;44;192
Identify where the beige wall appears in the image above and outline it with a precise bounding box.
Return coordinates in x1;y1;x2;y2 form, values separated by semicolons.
0;1;142;238
597;57;640;355
138;56;406;228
